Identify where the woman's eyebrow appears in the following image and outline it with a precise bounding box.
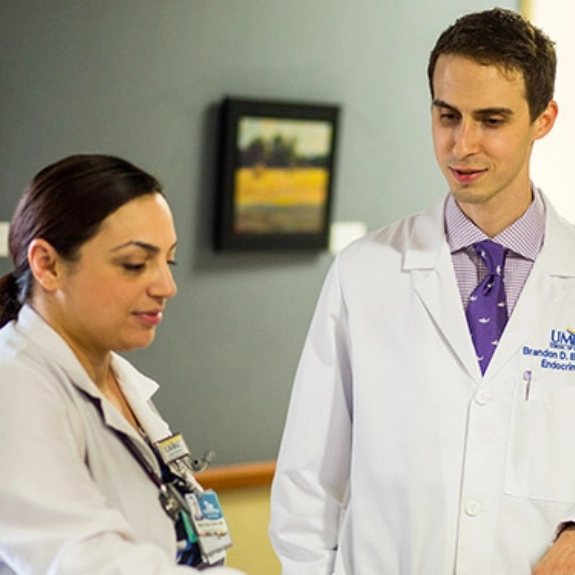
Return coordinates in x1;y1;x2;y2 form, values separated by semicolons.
111;240;160;254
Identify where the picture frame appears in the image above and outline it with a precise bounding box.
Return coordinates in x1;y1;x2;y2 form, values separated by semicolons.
214;97;340;251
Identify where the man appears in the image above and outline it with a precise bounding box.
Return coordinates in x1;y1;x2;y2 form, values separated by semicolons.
269;8;575;574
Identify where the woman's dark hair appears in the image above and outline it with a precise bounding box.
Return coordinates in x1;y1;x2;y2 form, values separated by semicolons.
427;8;556;122
0;154;163;328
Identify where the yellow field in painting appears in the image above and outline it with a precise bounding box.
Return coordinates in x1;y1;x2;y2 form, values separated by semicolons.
235;167;328;206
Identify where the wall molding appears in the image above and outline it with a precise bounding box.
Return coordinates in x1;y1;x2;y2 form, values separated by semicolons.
198;460;276;491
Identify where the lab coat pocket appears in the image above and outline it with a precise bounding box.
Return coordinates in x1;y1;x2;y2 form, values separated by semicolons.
505;371;575;503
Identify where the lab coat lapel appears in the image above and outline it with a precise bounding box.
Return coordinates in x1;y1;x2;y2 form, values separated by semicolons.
405;196;482;382
69;370;162;472
68;368;146;444
18;300;160;473
486;198;575;377
51;345;154;447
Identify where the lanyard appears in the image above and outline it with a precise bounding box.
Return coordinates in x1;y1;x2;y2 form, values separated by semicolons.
114;430;163;487
81;393;205;566
113;429;191;523
112;428;227;568
80;389;167;491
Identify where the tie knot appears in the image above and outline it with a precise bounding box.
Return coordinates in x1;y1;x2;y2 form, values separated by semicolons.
473;240;506;276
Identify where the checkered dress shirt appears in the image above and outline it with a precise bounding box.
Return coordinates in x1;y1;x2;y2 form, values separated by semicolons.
445;189;545;315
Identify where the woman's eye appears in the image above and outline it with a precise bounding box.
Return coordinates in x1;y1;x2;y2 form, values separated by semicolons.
168;259;178;267
122;263;146;272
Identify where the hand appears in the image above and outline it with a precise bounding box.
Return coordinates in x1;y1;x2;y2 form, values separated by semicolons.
533;527;575;574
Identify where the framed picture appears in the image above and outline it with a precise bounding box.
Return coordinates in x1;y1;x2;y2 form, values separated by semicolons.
214;97;340;251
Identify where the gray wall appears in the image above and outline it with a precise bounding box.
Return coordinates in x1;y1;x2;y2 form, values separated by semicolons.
0;0;516;465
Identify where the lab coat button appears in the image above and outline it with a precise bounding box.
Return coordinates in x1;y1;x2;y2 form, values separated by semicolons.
465;500;481;517
475;391;489;406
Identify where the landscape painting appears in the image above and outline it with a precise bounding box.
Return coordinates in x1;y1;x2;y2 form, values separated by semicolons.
215;98;339;251
235;115;333;234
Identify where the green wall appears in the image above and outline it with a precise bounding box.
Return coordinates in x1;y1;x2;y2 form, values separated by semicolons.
0;0;516;464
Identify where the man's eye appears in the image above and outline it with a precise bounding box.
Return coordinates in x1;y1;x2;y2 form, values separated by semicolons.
440;112;459;123
484;117;504;127
168;259;178;267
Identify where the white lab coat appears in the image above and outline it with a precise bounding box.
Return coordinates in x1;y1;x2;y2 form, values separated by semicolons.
0;305;244;575
269;192;575;575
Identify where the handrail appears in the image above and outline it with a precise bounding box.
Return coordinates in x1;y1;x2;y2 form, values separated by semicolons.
198;460;276;491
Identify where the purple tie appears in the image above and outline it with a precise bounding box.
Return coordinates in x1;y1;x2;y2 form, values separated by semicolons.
466;240;508;375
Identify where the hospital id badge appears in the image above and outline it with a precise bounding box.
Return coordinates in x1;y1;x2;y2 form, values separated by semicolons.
185;490;232;564
155;432;190;465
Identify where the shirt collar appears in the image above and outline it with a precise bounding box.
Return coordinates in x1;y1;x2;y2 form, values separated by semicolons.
445;187;545;260
112;354;171;442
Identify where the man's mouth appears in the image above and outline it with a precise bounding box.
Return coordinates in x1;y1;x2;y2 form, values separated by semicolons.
449;167;487;183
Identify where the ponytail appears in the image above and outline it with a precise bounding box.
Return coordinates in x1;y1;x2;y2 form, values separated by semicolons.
0;272;22;328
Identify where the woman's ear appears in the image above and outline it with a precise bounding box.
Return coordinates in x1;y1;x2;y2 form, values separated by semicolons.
27;239;64;292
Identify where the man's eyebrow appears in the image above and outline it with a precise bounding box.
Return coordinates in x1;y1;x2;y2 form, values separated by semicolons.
474;107;514;117
432;99;459;113
432;99;513;117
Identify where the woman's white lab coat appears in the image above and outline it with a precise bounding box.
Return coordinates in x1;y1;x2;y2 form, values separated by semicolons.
0;305;244;575
270;192;575;574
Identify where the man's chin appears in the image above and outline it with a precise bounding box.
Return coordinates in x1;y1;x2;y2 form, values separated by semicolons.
450;185;494;206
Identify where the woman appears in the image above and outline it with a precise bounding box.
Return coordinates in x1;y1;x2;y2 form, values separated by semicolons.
0;155;245;574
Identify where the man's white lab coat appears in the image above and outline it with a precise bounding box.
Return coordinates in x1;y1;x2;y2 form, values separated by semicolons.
270;193;575;574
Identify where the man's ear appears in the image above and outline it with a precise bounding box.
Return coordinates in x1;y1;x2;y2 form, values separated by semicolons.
533;99;559;141
27;239;64;292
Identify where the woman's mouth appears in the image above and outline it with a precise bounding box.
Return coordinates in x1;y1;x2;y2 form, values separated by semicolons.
134;310;163;326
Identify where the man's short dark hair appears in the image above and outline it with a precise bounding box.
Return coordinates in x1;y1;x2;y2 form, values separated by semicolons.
427;8;556;122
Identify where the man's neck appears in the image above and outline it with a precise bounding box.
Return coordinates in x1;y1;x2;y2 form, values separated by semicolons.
455;189;534;237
